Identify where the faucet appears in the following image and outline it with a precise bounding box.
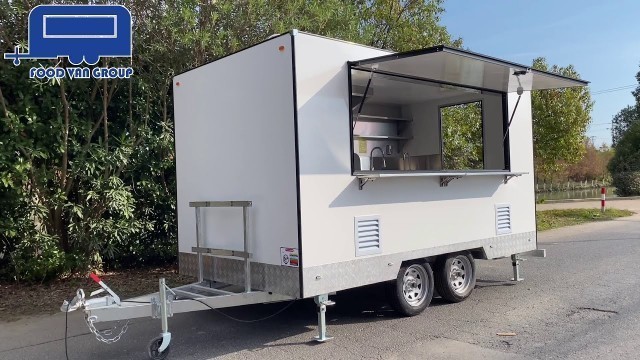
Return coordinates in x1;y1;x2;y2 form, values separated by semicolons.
402;152;411;171
370;147;386;171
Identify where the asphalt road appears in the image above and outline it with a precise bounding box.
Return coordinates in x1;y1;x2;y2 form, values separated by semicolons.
2;199;640;360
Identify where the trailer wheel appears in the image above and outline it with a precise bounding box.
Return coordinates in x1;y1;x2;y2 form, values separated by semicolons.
387;261;434;316
435;252;476;303
148;336;171;360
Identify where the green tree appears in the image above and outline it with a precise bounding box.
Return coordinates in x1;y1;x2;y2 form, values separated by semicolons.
531;58;593;181
566;138;614;182
612;105;640;147
609;121;640;196
441;101;483;170
611;65;640;146
0;0;460;281
355;0;462;50
0;0;181;280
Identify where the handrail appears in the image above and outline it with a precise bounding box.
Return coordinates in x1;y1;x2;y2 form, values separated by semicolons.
191;200;252;292
189;201;252;208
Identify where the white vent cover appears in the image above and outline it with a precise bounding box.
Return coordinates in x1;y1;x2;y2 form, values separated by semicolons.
495;204;512;235
354;215;381;256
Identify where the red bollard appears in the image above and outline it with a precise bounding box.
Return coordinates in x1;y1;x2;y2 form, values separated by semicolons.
601;187;606;213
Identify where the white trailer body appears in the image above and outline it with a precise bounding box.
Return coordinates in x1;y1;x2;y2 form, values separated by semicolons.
172;31;587;299
63;31;588;358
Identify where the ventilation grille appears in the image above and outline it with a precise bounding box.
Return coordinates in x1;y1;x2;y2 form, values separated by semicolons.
355;216;381;256
495;204;512;235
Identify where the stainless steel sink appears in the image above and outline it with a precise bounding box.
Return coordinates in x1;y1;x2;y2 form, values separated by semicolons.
369;155;442;171
370;156;411;170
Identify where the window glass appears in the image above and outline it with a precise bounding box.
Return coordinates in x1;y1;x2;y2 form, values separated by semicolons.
441;101;484;170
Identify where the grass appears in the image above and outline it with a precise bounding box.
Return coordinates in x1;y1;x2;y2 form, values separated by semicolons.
536;208;634;231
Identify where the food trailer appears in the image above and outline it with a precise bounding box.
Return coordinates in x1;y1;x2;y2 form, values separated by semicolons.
62;30;588;359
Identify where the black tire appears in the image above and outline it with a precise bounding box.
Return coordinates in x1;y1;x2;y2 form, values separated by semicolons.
386;260;434;316
434;252;476;303
148;336;171;360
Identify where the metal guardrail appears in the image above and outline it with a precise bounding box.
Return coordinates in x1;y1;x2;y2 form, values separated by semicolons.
189;201;252;208
191;247;251;259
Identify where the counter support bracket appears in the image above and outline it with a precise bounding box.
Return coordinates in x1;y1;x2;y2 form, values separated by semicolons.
440;175;463;187
358;177;373;190
503;174;522;184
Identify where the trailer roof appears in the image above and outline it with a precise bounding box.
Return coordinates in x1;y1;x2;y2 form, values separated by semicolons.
350;45;589;93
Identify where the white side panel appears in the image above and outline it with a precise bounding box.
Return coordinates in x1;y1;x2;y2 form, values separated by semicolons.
403;102;440;157
294;34;536;279
506;91;536;232
173;34;298;266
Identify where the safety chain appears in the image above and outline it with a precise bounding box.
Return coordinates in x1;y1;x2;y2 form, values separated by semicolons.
85;315;130;344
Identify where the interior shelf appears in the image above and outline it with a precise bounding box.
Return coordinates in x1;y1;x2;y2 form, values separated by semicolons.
355;114;412;122
353;135;412;140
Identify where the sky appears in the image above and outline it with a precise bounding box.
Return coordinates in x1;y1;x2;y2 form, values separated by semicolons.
441;0;640;146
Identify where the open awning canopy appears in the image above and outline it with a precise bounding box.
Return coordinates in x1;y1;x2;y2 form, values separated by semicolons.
350;46;589;93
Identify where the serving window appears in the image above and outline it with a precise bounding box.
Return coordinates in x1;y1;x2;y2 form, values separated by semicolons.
440;101;484;170
350;68;508;173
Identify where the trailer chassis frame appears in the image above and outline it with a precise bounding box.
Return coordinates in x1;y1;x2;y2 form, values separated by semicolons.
60;200;336;359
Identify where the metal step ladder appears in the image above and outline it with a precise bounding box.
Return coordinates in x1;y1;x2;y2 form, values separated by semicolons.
190;200;253;292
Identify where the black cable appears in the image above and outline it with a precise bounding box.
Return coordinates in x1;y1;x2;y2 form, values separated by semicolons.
187;297;297;323
65;300;70;360
64;298;137;360
60;293;293;359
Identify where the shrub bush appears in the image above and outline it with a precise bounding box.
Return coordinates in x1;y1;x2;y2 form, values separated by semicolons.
611;172;640;197
609;121;640;196
12;234;68;283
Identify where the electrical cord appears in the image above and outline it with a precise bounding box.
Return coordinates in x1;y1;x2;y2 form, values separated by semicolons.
189;297;297;323
64;299;141;360
62;290;296;359
65;300;70;360
121;295;297;322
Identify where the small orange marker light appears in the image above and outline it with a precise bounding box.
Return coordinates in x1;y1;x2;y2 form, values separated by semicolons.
176;81;181;87
278;45;285;52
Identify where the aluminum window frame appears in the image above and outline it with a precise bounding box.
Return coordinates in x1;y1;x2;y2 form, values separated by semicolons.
348;65;511;175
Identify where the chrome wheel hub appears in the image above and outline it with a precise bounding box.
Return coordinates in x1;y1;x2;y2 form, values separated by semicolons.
402;265;428;306
449;256;472;294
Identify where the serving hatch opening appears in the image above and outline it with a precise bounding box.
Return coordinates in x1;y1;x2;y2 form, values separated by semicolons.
349;45;588;93
348;45;588;180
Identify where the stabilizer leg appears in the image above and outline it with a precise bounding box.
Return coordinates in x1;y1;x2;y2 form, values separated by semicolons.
313;294;335;342
511;254;524;281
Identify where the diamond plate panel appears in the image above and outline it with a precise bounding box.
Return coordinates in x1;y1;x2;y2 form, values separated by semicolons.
179;253;300;298
302;231;536;297
483;231;537;258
